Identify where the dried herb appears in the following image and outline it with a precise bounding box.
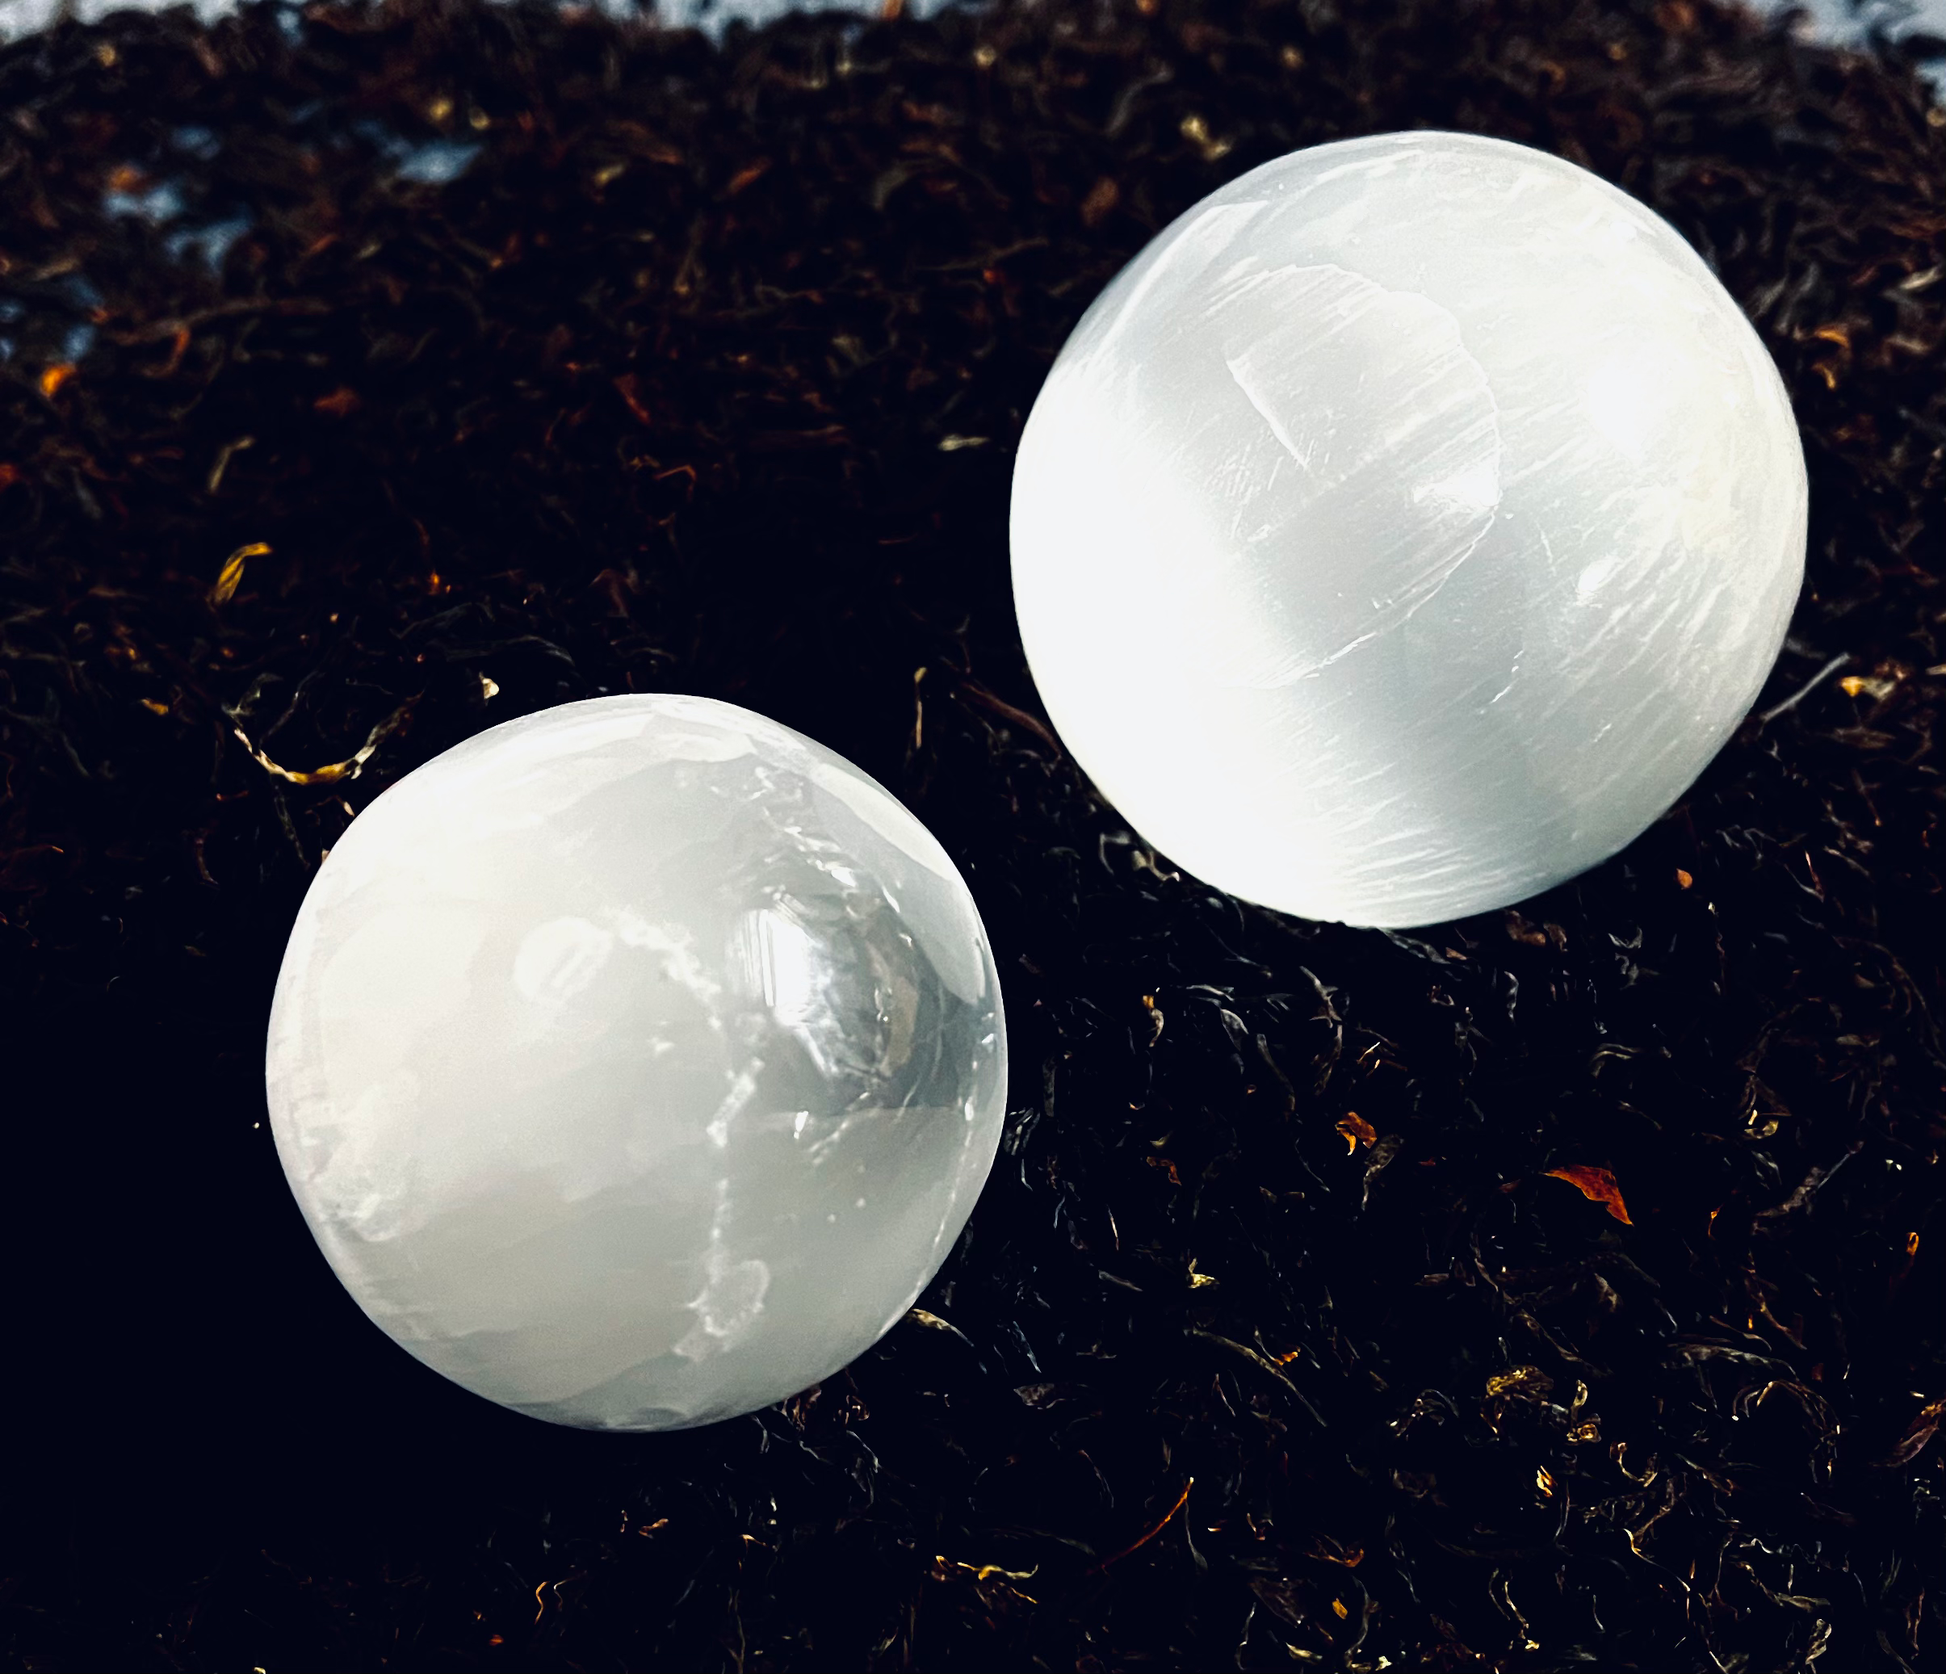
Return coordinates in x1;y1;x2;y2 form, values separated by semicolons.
3;0;1944;1668
1543;1165;1634;1225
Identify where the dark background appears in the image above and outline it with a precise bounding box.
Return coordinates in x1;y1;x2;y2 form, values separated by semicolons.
3;0;1945;1667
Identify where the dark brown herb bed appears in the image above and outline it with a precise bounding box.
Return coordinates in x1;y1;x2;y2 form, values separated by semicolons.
3;0;1945;1667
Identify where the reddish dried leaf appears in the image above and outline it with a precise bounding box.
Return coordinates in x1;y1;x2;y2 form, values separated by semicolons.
1545;1166;1632;1224
612;373;652;425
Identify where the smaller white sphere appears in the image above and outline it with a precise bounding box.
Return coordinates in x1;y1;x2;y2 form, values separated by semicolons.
265;695;1007;1431
1011;131;1807;927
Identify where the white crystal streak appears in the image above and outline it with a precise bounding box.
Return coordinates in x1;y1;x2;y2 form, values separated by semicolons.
1011;131;1807;927
266;694;1007;1431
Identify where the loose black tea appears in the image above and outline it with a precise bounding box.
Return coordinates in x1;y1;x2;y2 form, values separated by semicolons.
2;0;1944;1668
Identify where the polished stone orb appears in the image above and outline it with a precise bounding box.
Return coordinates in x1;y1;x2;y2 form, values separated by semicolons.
266;695;1007;1431
1011;130;1807;927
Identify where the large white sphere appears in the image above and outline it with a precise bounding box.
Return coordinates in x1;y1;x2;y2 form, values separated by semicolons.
1011;131;1806;927
265;695;1007;1431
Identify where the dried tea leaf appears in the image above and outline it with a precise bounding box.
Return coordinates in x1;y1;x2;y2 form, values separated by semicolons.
211;542;271;606
1336;1113;1377;1152
232;703;407;787
1545;1165;1633;1224
1881;1397;1946;1468
1486;1364;1555;1398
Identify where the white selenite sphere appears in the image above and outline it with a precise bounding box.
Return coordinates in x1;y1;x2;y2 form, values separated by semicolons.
1011;130;1807;927
265;694;1007;1431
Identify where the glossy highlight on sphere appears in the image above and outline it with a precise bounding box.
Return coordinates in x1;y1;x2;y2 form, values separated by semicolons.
1011;131;1807;928
266;695;1007;1431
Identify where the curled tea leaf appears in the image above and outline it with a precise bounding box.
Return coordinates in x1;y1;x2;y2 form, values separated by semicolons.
1880;1396;1944;1467
1486;1364;1554;1398
1336;1113;1377;1153
232;701;408;786
1545;1165;1632;1224
212;541;271;605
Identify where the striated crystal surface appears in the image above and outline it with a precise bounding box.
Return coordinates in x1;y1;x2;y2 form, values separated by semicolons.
265;694;1007;1431
1011;131;1807;928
